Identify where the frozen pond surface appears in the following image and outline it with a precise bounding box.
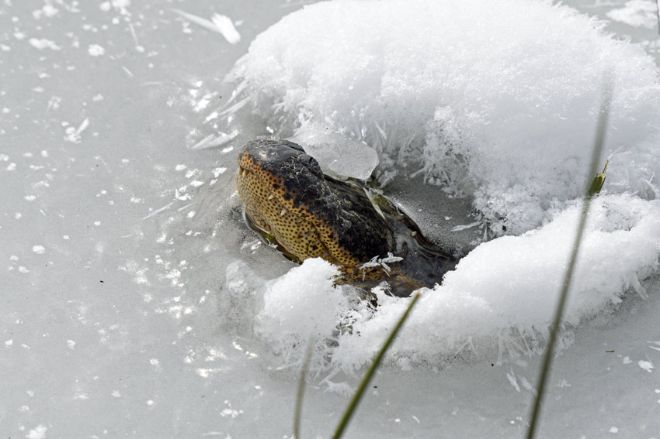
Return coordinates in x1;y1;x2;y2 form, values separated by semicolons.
2;0;660;438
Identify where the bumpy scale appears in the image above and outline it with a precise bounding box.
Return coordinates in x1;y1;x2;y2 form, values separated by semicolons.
236;139;456;295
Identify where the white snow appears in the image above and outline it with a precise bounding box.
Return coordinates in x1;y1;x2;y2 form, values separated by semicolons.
249;194;660;370
33;2;59;19
211;14;241;45
221;0;660;372
63;118;90;143
226;0;660;234
638;360;655;372
28;38;60;50
607;0;658;28
173;10;242;44
100;0;131;15
254;258;350;360
26;425;47;439
88;44;105;56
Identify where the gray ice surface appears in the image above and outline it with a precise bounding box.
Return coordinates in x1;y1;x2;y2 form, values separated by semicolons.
1;1;659;438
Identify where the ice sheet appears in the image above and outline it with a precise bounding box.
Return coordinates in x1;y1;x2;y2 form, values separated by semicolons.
3;0;660;437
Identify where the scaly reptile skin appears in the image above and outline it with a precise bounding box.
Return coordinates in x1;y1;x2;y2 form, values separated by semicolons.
236;139;457;296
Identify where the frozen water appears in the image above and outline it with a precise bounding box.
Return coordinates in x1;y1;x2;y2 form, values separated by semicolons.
2;0;660;438
290;120;379;180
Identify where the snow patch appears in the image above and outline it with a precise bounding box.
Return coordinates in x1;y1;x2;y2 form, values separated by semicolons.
252;195;660;371
211;14;241;45
254;259;344;354
173;10;241;44
64;118;90;143
225;0;660;234
88;44;106;56
607;0;658;29
212;0;660;373
254;258;376;366
638;360;655;372
32;2;59;19
26;425;47;439
29;38;60;50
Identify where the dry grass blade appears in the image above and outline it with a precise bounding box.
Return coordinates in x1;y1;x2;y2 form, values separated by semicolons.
525;76;613;439
293;339;315;439
332;292;421;439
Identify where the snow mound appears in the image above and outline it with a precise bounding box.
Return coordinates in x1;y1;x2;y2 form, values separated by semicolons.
219;0;660;372
225;0;660;233
254;195;660;371
255;258;345;352
254;258;375;367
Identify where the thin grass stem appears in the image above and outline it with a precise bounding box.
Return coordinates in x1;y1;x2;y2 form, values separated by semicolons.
525;76;613;439
293;338;315;439
332;292;421;439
